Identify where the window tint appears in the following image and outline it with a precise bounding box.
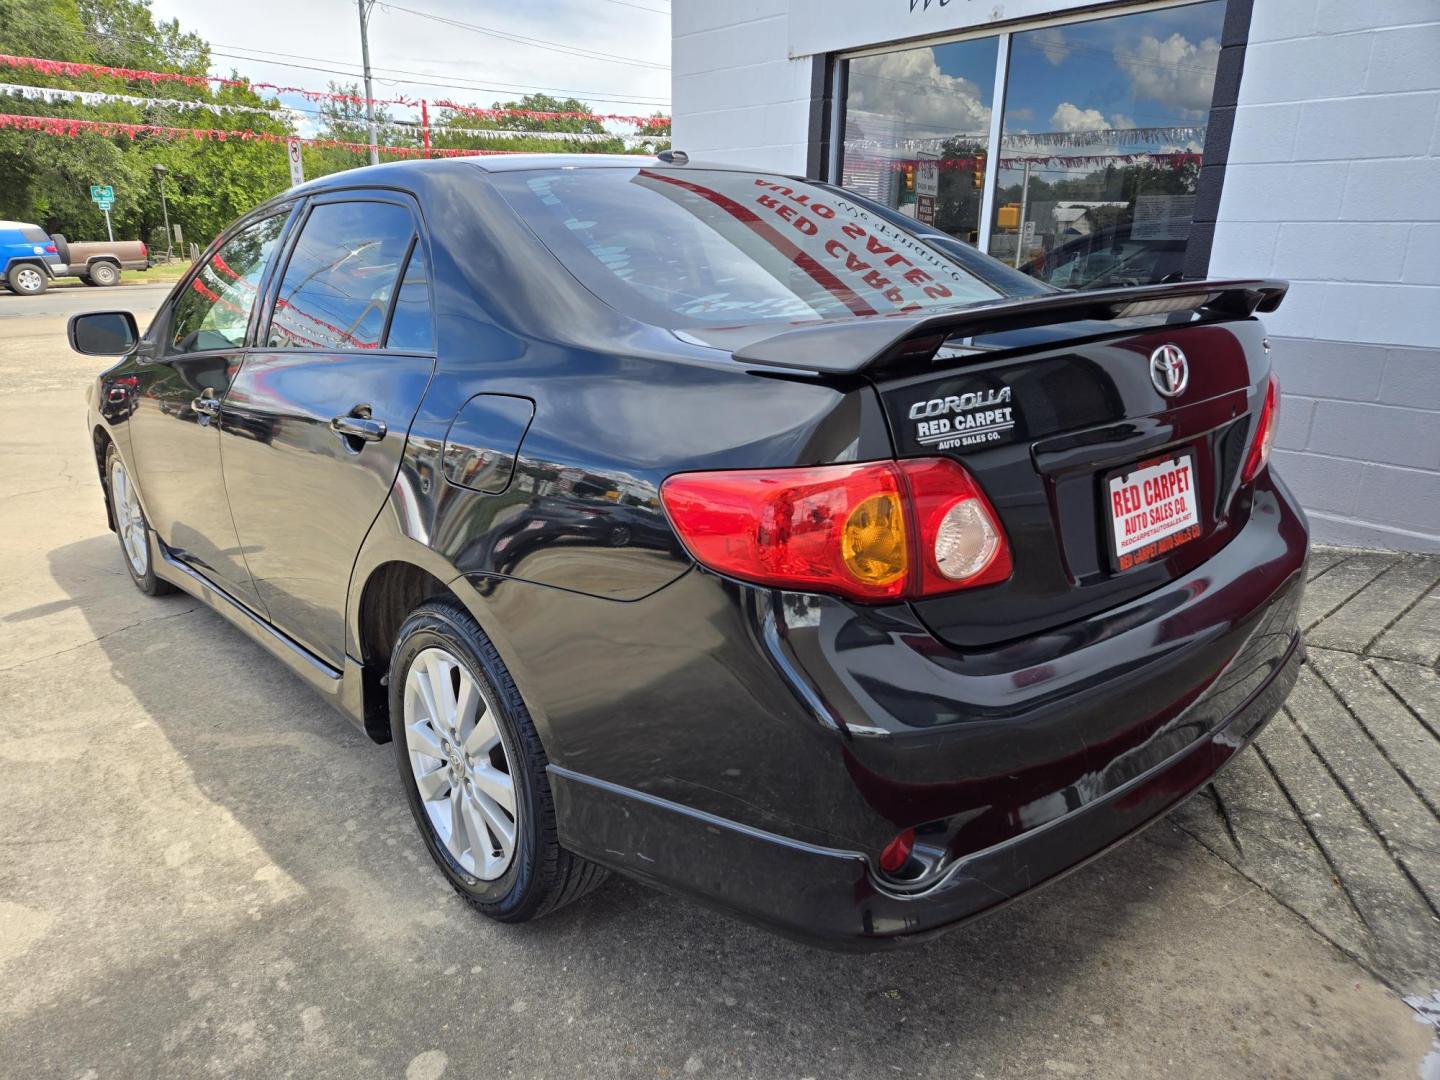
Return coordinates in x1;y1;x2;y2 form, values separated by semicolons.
385;241;434;351
168;213;287;355
267;201;415;351
489;168;1002;328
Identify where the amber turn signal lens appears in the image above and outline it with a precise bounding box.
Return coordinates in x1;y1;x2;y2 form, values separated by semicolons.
841;492;907;587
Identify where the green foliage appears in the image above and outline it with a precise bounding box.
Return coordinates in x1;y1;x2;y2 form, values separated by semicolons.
0;0;291;244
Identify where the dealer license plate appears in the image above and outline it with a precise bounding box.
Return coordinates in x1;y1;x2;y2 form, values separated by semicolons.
1106;453;1201;570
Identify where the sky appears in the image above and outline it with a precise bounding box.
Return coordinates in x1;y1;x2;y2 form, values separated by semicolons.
846;0;1224;143
144;0;672;131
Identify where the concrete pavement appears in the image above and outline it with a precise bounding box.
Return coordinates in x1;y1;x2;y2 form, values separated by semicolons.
0;291;1434;1079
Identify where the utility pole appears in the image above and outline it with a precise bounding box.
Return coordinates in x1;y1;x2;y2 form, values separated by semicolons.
357;0;379;166
152;164;173;259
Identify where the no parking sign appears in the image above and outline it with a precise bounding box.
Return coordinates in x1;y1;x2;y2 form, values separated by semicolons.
287;138;304;187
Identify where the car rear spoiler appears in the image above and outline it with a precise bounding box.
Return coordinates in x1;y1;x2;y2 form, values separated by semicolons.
731;279;1288;375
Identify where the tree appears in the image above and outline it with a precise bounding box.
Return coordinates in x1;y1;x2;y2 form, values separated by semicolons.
0;0;296;244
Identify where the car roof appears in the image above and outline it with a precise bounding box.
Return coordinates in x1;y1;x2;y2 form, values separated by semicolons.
291;153;782;193
0;220;43;230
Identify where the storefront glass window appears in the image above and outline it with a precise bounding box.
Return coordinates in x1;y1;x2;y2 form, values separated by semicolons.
836;1;1225;290
841;36;999;246
988;1;1224;287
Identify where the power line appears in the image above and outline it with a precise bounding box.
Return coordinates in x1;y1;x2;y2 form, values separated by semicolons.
207;48;669;107
375;3;670;70
593;0;668;12
72;28;669;107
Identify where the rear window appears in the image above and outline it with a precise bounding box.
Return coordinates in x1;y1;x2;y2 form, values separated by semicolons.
489;167;1005;328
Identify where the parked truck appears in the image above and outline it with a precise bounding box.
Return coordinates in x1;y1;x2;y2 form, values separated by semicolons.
52;234;149;287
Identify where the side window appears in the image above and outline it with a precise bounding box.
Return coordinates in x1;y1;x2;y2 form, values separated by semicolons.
267;201;414;351
384;242;434;352
168;214;287;355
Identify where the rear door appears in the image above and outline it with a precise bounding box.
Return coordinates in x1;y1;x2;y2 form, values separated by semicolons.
219;194;436;667
127;210;293;612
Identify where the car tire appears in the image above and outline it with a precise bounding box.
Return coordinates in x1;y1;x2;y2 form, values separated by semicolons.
105;443;175;597
7;263;47;295
390;597;607;922
49;233;71;267
79;274;97;287
89;262;121;287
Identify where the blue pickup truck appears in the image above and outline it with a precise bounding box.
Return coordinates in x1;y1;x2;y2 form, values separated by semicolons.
0;220;65;296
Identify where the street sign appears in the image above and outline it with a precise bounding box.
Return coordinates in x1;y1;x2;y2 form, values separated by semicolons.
286;138;305;187
90;184;116;241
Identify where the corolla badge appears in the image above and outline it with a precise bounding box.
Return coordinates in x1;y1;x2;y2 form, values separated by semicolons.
1149;343;1189;398
908;385;1016;450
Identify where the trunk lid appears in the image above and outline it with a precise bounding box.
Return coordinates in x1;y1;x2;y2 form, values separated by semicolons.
725;281;1286;648
880;318;1271;647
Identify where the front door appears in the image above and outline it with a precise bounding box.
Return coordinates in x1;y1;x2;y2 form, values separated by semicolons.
127;211;292;612
221;196;436;667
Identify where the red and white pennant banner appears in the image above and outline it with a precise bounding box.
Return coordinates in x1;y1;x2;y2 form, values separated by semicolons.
0;112;514;158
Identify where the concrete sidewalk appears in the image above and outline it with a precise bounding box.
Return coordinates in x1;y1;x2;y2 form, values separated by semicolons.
0;300;1434;1078
1175;549;1440;996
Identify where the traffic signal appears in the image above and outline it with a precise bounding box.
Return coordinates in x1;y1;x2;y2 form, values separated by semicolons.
903;163;916;191
972;151;986;191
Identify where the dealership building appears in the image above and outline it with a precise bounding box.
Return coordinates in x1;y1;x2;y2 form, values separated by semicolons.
672;0;1440;551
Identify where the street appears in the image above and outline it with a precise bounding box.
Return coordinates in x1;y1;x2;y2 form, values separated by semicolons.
0;286;1434;1079
0;282;174;321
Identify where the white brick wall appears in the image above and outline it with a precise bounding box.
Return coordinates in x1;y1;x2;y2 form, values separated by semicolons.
1209;0;1440;550
671;0;815;174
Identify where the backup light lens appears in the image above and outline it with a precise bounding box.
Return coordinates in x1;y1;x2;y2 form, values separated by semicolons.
934;500;1000;580
660;458;1011;602
1242;373;1280;483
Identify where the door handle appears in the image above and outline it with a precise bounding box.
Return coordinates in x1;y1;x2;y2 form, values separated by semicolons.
330;408;387;444
192;390;221;418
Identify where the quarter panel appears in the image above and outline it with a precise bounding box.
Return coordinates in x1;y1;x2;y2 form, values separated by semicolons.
403;339;888;601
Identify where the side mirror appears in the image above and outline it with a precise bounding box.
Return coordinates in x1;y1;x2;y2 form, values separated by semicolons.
68;311;139;356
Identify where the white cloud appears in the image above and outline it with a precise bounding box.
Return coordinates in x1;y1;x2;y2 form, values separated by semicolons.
1114;33;1221;115
847;47;991;140
1050;102;1108;132
1109;113;1136;131
1031;27;1069;67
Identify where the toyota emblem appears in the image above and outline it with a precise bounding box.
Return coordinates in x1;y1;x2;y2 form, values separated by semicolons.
1149;344;1189;398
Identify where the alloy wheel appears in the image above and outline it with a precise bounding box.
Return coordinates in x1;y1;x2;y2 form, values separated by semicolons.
15;267;43;293
110;459;149;576
403;647;518;880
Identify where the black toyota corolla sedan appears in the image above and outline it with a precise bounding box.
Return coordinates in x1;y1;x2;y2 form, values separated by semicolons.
71;154;1306;946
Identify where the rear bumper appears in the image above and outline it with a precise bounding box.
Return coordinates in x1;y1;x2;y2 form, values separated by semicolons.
549;469;1308;945
551;628;1301;948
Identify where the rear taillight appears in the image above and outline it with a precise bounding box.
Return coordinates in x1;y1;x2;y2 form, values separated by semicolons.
140;242;148;257
660;458;1011;602
44;243;56;253
1242;373;1280;483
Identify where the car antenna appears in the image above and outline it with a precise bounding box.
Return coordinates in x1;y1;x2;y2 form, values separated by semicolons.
656;149;689;165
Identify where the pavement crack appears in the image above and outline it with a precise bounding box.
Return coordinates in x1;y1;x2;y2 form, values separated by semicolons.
1362;560;1439;655
1284;696;1440;924
1255;725;1375;936
1366;659;1440;744
0;605;200;673
1311;659;1440;823
1207;781;1245;857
